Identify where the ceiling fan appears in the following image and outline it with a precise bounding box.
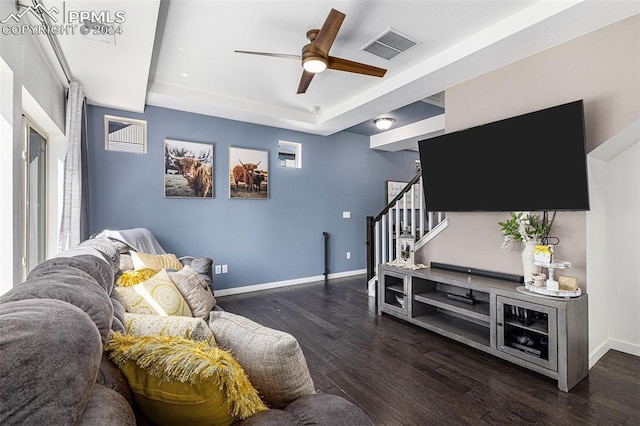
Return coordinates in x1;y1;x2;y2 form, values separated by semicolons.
235;8;387;94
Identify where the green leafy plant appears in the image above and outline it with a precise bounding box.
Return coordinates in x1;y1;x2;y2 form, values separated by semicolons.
499;212;551;250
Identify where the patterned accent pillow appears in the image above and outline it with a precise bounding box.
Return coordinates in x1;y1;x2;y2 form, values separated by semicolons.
115;269;192;317
208;311;316;409
169;266;216;319
131;251;183;271
105;333;267;425
116;268;159;287
124;313;215;345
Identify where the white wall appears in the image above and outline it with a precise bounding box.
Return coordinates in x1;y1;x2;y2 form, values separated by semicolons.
0;58;14;296
602;136;640;357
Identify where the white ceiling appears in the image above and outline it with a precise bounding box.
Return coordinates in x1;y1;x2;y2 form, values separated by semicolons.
45;0;640;136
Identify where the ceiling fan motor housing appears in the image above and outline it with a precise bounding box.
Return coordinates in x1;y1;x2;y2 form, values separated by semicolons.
302;43;328;73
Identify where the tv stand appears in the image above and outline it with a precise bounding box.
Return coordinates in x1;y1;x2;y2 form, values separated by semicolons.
377;264;588;392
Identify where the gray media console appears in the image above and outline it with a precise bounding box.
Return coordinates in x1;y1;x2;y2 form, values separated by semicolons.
377;264;589;392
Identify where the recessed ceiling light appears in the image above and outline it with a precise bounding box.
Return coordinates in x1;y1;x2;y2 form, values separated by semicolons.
181;72;189;77
309;105;321;114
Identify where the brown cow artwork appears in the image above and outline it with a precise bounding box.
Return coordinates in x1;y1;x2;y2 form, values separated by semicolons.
229;147;269;199
164;139;214;198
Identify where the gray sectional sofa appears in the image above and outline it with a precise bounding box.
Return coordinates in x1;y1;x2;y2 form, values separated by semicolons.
0;238;371;425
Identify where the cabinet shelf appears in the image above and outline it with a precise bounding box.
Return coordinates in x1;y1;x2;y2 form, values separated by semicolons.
504;318;549;336
386;285;404;294
413;312;490;347
414;291;490;322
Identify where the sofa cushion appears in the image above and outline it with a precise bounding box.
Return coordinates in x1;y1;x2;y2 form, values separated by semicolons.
131;251;183;271
169;266;216;319
124;312;215;345
0;299;103;425
111;290;127;333
233;394;373;426
284;394;372;425
78;384;136;426
208;311;316;409
106;333;267;425
115;269;192;317
97;351;133;405
0;257;114;344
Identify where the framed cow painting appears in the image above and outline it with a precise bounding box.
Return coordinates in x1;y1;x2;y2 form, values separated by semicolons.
164;139;214;198
229;147;269;199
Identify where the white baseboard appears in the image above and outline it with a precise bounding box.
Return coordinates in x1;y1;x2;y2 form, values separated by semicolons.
214;269;367;297
589;340;611;368
589;338;640;368
610;338;640;357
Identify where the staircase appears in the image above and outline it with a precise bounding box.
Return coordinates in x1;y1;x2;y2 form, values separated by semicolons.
366;173;448;295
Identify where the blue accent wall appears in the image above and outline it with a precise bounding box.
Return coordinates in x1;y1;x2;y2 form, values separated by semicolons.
87;105;418;290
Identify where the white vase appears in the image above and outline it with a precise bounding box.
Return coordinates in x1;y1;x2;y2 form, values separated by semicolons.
522;241;542;284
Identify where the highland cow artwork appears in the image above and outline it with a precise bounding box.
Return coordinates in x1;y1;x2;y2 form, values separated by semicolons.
164;139;214;198
229;147;268;199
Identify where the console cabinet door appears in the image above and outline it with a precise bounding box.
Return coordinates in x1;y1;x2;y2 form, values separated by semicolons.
379;269;408;317
496;296;558;371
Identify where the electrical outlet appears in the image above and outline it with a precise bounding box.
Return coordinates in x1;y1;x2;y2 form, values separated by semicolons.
215;265;222;274
343;211;351;219
222;264;228;274
346;252;351;259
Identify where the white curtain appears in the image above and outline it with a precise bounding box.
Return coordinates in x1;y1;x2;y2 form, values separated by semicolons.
58;81;89;252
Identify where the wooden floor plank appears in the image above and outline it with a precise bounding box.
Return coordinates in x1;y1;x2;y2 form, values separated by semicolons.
217;275;640;425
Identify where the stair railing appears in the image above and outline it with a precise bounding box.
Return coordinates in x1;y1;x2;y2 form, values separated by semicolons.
366;173;448;289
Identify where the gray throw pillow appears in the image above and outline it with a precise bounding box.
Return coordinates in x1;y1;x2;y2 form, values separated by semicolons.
169;266;216;319
209;311;316;409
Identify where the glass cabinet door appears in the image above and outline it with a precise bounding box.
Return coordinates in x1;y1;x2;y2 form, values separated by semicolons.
496;296;558;371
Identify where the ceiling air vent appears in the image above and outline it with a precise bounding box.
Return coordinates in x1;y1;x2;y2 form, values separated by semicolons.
362;28;420;60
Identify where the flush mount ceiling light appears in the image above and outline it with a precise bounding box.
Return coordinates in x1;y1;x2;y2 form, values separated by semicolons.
374;117;395;130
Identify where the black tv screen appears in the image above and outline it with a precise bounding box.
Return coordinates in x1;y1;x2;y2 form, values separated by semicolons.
418;100;590;212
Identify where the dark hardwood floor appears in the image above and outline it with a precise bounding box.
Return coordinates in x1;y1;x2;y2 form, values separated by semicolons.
216;275;640;425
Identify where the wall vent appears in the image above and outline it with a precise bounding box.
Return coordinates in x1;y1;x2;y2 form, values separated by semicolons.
362;28;420;60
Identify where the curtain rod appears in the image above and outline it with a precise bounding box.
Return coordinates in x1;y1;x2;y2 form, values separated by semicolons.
17;0;72;84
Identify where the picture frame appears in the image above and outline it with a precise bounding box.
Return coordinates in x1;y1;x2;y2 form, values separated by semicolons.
164;139;214;198
386;180;421;207
229;147;269;199
104;115;147;154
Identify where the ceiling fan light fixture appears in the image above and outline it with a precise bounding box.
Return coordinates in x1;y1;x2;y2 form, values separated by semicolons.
374;117;395;130
303;57;328;73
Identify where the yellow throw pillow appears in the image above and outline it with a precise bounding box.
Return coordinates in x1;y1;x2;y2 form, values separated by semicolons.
115;269;192;317
116;268;159;287
131;251;183;271
105;333;268;426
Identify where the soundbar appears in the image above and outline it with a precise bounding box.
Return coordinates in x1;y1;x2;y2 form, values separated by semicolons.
430;262;524;283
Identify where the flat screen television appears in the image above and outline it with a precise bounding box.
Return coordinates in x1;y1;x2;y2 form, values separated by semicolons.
417;100;590;212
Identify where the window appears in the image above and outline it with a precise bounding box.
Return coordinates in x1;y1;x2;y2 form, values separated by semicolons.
278;141;302;169
23;116;47;276
104;115;147;153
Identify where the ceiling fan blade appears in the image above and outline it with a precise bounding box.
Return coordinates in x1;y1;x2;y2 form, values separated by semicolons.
297;70;315;94
327;56;387;77
234;50;301;60
312;8;345;55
